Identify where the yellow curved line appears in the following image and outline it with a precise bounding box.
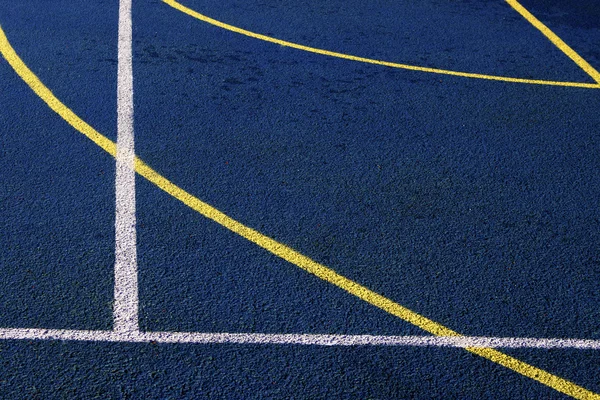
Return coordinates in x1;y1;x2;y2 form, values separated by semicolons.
1;26;598;400
162;0;600;89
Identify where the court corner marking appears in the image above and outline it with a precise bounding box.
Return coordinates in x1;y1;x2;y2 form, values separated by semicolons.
506;0;600;84
0;25;599;400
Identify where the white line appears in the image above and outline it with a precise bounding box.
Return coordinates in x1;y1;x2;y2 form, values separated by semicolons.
114;0;138;332
0;329;599;349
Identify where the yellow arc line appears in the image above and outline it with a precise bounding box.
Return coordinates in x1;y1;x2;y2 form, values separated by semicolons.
0;26;598;400
162;0;600;89
506;0;600;84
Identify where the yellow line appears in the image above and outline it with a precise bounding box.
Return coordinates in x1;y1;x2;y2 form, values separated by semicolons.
162;0;600;89
506;0;600;84
0;30;117;157
468;347;600;399
1;25;599;399
136;157;460;335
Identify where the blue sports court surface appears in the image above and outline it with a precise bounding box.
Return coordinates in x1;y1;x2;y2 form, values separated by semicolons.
1;0;599;397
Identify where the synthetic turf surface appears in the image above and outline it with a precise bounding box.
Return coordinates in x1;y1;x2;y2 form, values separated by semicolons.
1;0;599;398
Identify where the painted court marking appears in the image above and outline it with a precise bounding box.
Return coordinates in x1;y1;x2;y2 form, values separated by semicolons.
162;0;600;89
1;23;599;399
1;328;600;349
506;0;600;84
114;0;139;333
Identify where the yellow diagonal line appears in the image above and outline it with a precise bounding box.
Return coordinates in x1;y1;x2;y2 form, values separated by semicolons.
507;0;600;84
1;25;598;399
162;0;600;89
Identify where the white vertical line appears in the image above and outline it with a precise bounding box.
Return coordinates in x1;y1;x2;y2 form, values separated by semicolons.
114;0;138;333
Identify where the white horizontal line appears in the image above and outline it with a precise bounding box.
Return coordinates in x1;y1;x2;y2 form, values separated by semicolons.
0;328;599;349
